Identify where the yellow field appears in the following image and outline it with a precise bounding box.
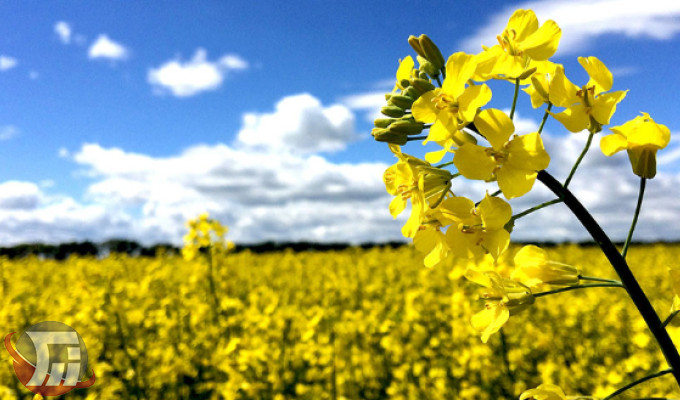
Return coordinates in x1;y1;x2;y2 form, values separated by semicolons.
2;244;680;399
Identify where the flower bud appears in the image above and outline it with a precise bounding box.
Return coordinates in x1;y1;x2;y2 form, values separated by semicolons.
388;94;415;110
372;127;407;145
403;86;420;100
418;34;445;71
518;66;538;80
381;105;406;118
374;118;395;129
388;119;424;135
418;57;440;78
410;78;435;94
407;35;426;59
511;245;581;287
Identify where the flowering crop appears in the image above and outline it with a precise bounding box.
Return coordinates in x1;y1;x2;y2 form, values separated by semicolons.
1;244;680;399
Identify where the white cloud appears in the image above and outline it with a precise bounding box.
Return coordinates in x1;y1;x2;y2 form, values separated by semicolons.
460;0;680;55
0;181;41;210
0;125;18;141
88;34;129;60
236;93;359;153
0;56;18;71
54;21;72;44
340;92;386;123
148;49;248;97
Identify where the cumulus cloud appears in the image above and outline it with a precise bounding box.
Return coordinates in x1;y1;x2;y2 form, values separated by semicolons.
460;0;680;55
54;21;72;44
148;49;248;97
88;34;129;60
340;92;386;123
236;93;359;153
2;93;679;246
0;56;18;71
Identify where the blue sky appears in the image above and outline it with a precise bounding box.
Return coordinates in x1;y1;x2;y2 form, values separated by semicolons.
0;0;679;245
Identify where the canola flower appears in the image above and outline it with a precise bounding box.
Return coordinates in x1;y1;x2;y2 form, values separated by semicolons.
372;6;677;399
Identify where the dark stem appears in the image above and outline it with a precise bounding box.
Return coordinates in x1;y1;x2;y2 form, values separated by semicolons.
533;283;623;298
537;170;680;387
663;310;680;328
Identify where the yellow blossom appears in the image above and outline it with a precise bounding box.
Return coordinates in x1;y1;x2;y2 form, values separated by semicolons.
520;384;567;400
411;52;489;156
511;245;581;288
438;193;512;260
550;57;628;133
453;108;550;199
600;112;671;178
465;269;534;343
475;9;561;80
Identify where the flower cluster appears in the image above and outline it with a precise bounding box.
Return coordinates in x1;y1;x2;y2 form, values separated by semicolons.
375;7;674;399
182;212;234;261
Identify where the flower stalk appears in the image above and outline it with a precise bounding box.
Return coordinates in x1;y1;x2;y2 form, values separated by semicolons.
537;170;680;387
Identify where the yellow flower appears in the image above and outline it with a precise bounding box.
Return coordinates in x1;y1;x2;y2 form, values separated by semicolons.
523;63;577;108
465;268;534;343
453;108;550;199
511;245;581;288
438;193;512;260
411;52;490;155
550;57;628;133
600;112;671;178
475;9;561;80
520;384;567;400
182;212;233;260
414;224;450;268
383;145;453;238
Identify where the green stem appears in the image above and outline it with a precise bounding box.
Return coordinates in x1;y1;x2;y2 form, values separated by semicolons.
434;161;455;169
538;103;553;134
511;198;562;221
663;311;680;328
602;368;673;400
510;78;520;120
537;170;680;388
435;76;443;87
579;275;622;285
406;135;428;141
534;283;623;298
564;132;594;188
621;178;646;259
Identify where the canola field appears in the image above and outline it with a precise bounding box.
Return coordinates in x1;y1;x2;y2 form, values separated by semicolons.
2;244;680;399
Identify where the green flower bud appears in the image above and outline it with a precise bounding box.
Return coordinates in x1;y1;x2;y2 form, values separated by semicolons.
372;128;407;145
384;93;392;102
418;56;440;78
407;35;426;59
418;71;429;80
388;120;424;135
381;105;406;118
399;79;411;89
518;66;538;80
410;78;435;94
418;34;445;71
374;118;395;129
388;95;414;110
404;86;420;100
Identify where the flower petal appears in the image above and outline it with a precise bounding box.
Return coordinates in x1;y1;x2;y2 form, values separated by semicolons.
474;108;514;149
579;56;613;93
482;228;511;260
600;133;628;156
443;52;477;98
497;166;537;199
520;19;561;61
412;89;439;123
458;84;493;123
471;304;509;343
507;132;550;171
506;9;539;42
478;194;512;230
453;144;496;180
591;90;628;126
551;104;590;133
